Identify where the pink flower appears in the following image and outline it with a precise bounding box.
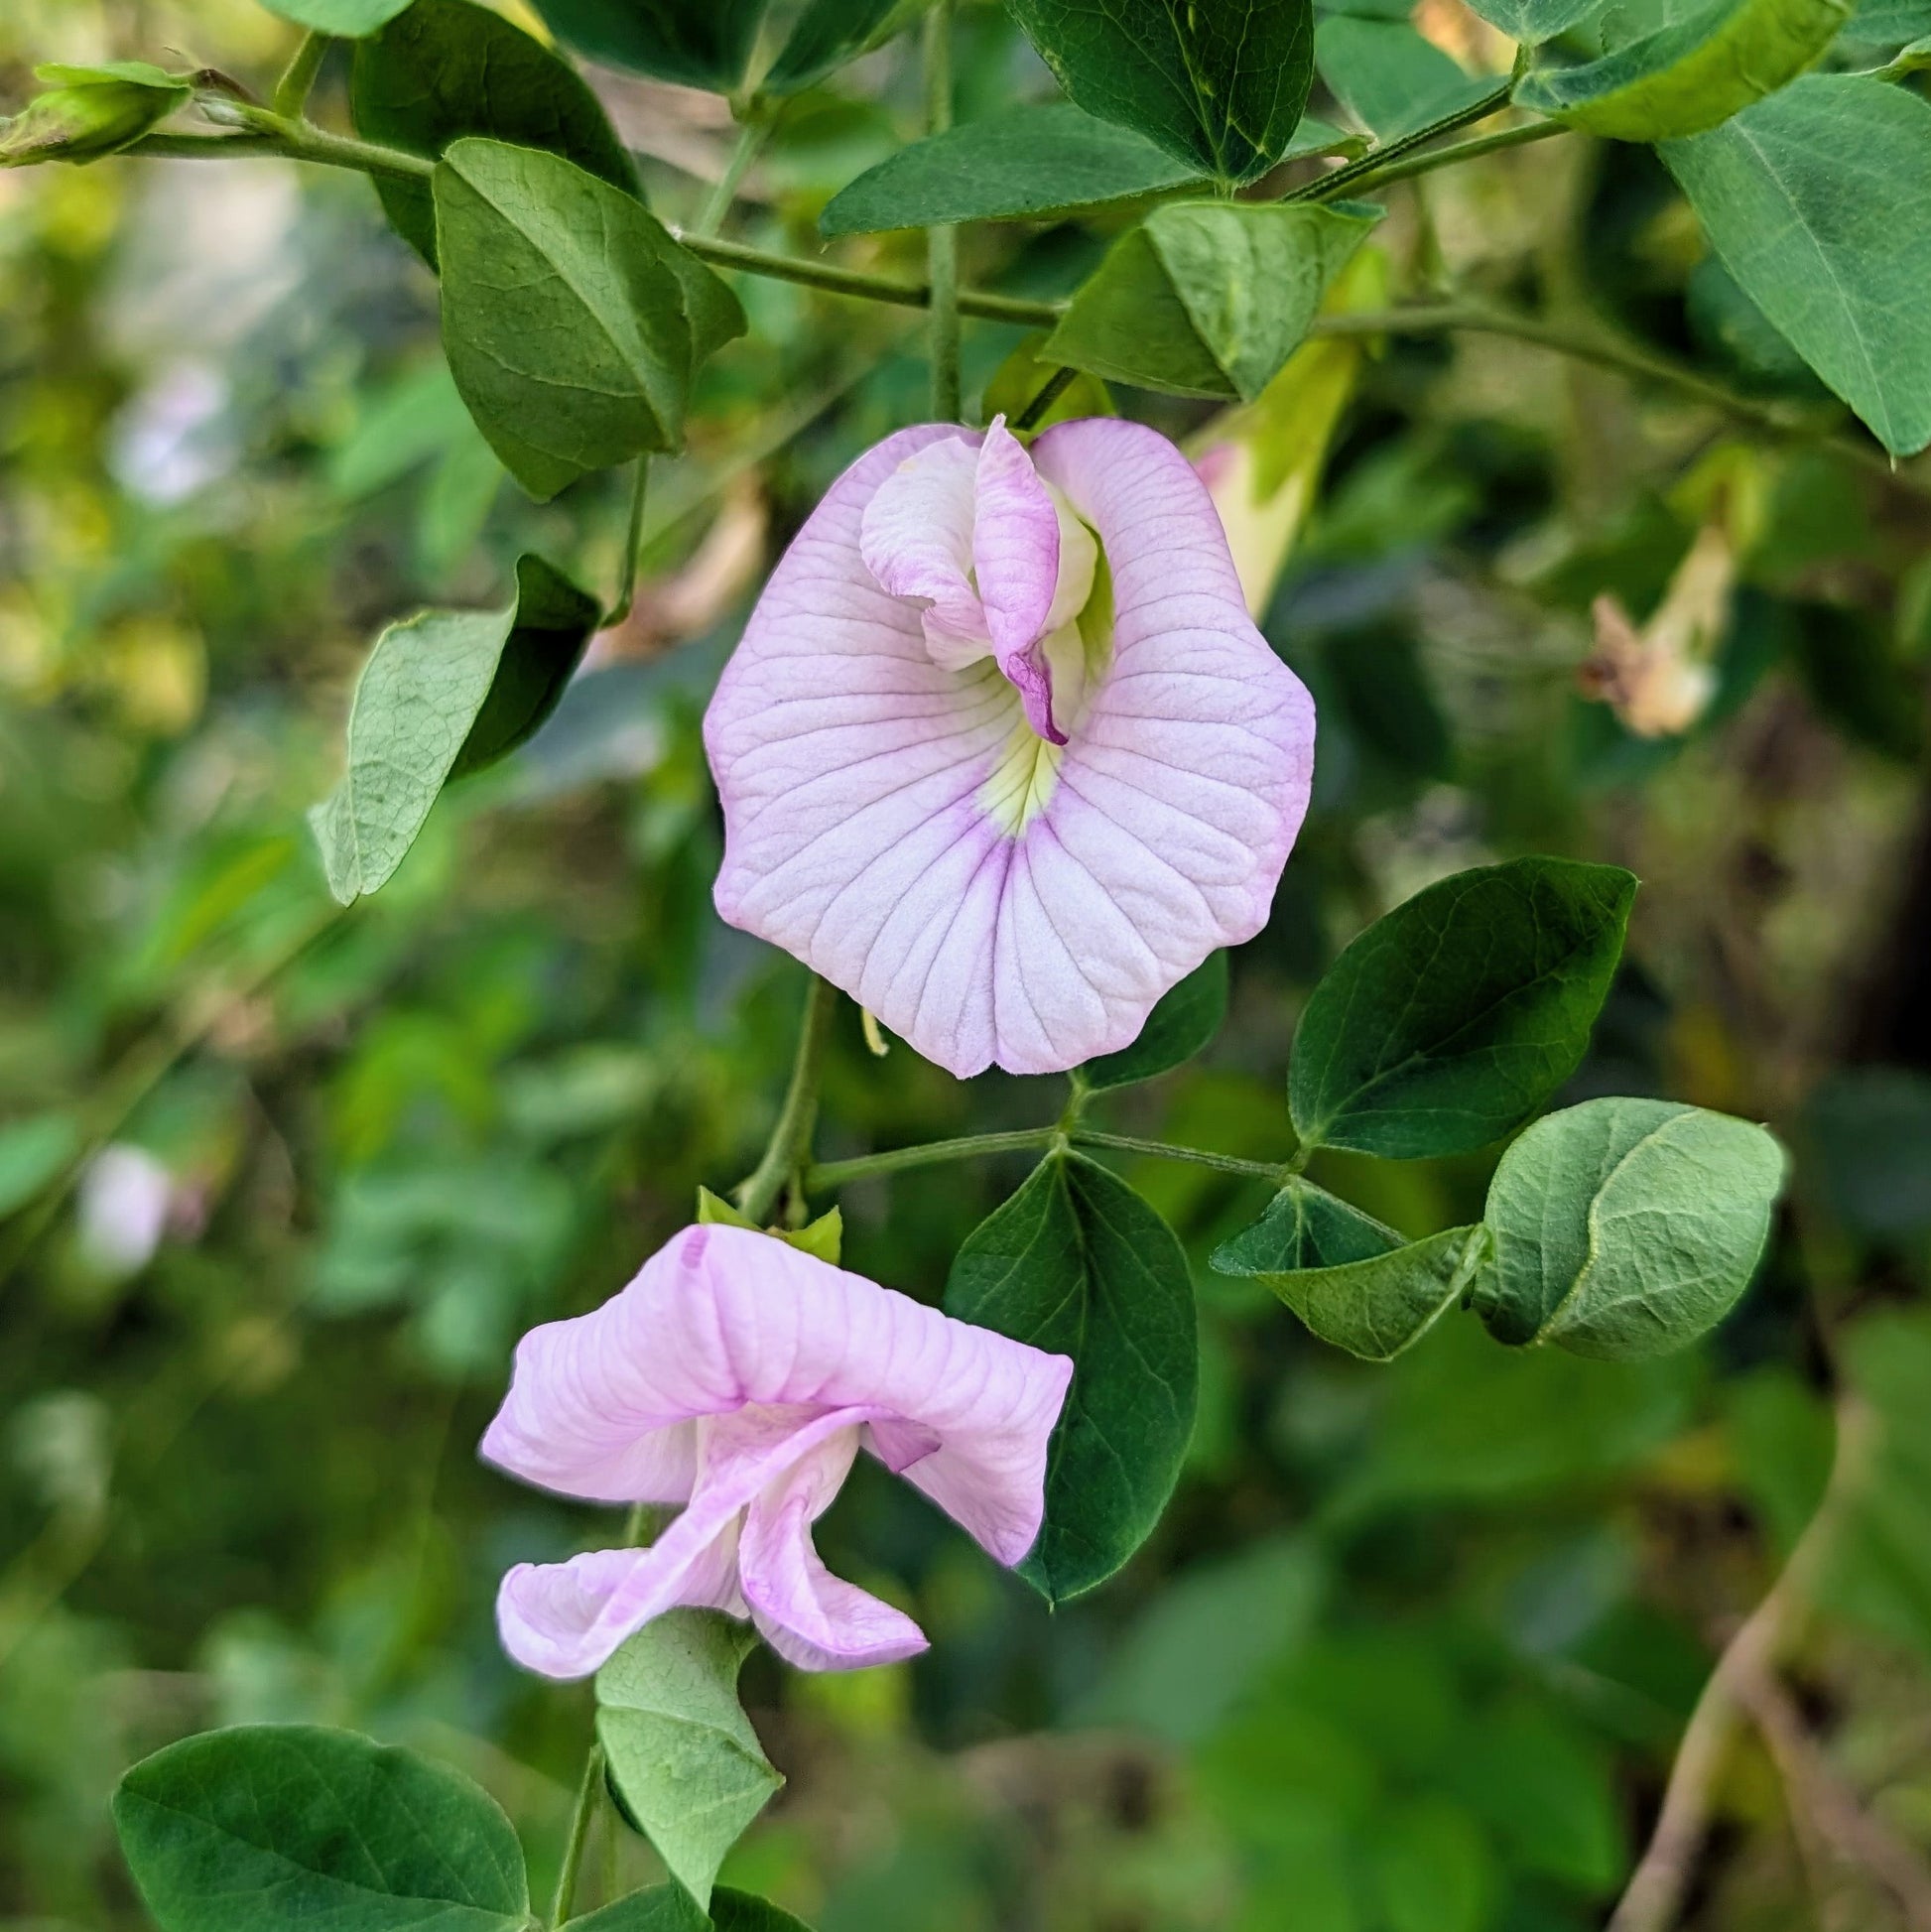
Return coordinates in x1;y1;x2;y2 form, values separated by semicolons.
480;1224;1073;1677
705;416;1315;1079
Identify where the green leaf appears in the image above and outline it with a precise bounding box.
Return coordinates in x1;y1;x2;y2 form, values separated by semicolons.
596;1610;784;1911
821;100;1201;233
695;1185;844;1264
310;553;599;904
112;1724;529;1932
0;1112;81;1220
1006;0;1316;186
1476;1096;1786;1358
434;138;745;499
765;0;924;94
1256;1224;1488;1361
261;0;413;32
1044;198;1380;402
1515;0;1851;139
572;1885;816;1932
1211;1177;1402;1276
1662;75;1931;456
530;0;767;91
1289;857;1637;1160
946;1151;1196;1605
1078;952;1227;1092
1315;17;1494;140
350;0;639;268
1459;0;1605;45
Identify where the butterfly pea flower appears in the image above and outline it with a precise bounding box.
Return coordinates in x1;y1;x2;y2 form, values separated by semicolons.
705;415;1315;1078
481;1224;1073;1677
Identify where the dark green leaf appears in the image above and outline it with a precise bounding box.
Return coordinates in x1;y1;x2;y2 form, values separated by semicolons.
350;0;639;268
596;1610;783;1911
1315;17;1493;140
1289;857;1637;1160
1460;0;1605;45
1257;1224;1488;1361
112;1724;529;1932
1516;0;1851;139
1457;1704;1625;1893
1078;952;1226;1092
946;1151;1196;1605
1476;1096;1786;1357
1662;75;1931;455
573;1885;816;1932
1806;1067;1931;1239
1044;199;1380;401
1006;0;1316;185
766;0;924;94
262;0;412;31
821;101;1201;233
530;0;766;91
310;553;599;904
434;138;744;498
1211;1177;1402;1276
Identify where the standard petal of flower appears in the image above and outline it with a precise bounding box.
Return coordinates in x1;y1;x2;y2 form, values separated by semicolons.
857;432;987;665
738;1429;928;1670
707;418;1312;1076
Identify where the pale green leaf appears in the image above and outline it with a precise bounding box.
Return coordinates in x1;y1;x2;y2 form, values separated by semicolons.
1477;1096;1786;1357
1315;16;1494;140
695;1186;843;1264
261;0;412;31
1257;1224;1488;1361
596;1610;784;1911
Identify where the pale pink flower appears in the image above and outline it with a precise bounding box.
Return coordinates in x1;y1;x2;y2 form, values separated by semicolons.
704;416;1315;1078
481;1224;1073;1678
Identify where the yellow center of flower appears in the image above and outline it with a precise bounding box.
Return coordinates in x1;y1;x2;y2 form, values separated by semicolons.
976;551;1114;837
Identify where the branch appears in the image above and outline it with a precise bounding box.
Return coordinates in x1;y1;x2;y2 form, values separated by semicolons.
1607;1398;1875;1932
735;973;841;1224
1286;82;1517;203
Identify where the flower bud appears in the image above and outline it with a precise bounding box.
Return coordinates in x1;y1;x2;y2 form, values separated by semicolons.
0;62;190;168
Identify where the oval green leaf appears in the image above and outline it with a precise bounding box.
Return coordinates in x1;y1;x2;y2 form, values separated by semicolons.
1252;1224;1488;1361
350;0;639;268
434;138;745;499
1515;0;1850;140
309;553;599;904
1478;1096;1786;1358
1078;952;1227;1093
1045;198;1381;402
946;1150;1196;1605
596;1609;783;1912
112;1724;529;1932
1289;857;1637;1160
1315;16;1495;141
1211;1176;1403;1277
261;0;412;32
1662;74;1931;456
530;0;767;91
1006;0;1316;186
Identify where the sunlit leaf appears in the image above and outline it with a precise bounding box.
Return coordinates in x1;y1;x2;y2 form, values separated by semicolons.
1477;1096;1785;1357
596;1610;784;1911
946;1151;1196;1605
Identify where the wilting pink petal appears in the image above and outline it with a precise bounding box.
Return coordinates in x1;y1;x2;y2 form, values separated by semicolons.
706;417;1314;1078
482;1224;1072;1677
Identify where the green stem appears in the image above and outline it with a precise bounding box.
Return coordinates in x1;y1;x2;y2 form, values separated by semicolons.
1070;1130;1284;1180
924;0;961;422
128;117;433;182
808;1127;1059;1190
550;1742;604;1926
1289;80;1515;203
1339;115;1565;196
694;114;771;240
736;974;841;1224
673;232;1060;326
1014;364;1078;431
271;32;330;119
601;456;650;628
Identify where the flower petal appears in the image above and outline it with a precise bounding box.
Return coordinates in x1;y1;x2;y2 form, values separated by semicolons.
857;431;988;666
738;1429;928;1670
971;415;1060;660
707;418;1312;1077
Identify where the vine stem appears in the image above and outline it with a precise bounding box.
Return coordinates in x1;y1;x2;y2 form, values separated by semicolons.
924;0;961;421
600;456;650;628
1606;1398;1874;1932
736;973;841;1224
694;114;771;239
1335;116;1565;197
270;32;329;120
806;1125;1284;1190
549;1741;604;1925
1287;80;1514;203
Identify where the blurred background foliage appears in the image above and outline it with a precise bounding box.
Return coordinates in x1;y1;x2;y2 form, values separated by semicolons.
5;1;1931;1928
